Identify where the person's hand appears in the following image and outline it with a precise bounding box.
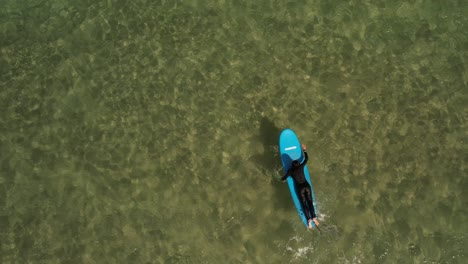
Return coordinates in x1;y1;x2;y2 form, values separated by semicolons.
301;144;307;151
313;218;319;226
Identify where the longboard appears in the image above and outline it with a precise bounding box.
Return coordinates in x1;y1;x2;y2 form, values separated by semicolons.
279;128;318;228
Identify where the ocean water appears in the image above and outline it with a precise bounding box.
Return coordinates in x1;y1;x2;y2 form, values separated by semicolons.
0;0;467;263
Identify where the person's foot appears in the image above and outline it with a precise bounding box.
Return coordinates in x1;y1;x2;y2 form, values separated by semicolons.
308;219;313;229
313;218;320;226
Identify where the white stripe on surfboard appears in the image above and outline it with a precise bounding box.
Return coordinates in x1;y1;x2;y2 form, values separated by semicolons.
284;146;297;151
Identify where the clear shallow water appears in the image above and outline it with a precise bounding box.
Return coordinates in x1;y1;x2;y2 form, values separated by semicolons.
0;0;467;263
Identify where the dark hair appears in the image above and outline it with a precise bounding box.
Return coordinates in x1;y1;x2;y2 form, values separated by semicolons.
292;160;300;166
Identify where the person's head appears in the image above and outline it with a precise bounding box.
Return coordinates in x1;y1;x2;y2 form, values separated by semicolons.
292;160;300;167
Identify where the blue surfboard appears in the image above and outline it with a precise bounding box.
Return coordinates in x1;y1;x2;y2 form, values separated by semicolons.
279;128;318;228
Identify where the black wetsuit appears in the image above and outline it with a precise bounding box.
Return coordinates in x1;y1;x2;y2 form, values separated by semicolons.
281;151;317;220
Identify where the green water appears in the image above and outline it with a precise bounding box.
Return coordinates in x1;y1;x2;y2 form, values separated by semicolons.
1;0;467;263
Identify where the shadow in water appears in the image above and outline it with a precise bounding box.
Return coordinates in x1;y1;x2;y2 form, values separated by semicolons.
257;117;282;170
253;117;293;211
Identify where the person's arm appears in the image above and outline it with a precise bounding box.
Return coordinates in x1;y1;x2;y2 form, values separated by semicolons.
281;168;291;181
302;151;309;165
301;144;308;165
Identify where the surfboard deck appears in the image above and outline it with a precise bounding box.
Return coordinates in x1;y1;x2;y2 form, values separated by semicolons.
279;128;318;228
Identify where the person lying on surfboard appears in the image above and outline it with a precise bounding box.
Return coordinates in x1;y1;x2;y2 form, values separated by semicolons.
281;144;320;229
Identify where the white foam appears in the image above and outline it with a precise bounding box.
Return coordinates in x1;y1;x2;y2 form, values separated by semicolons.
284;235;314;260
292;246;314;259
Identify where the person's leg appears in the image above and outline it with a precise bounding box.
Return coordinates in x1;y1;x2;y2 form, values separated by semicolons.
303;186;315;218
303;185;319;226
299;185;313;229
